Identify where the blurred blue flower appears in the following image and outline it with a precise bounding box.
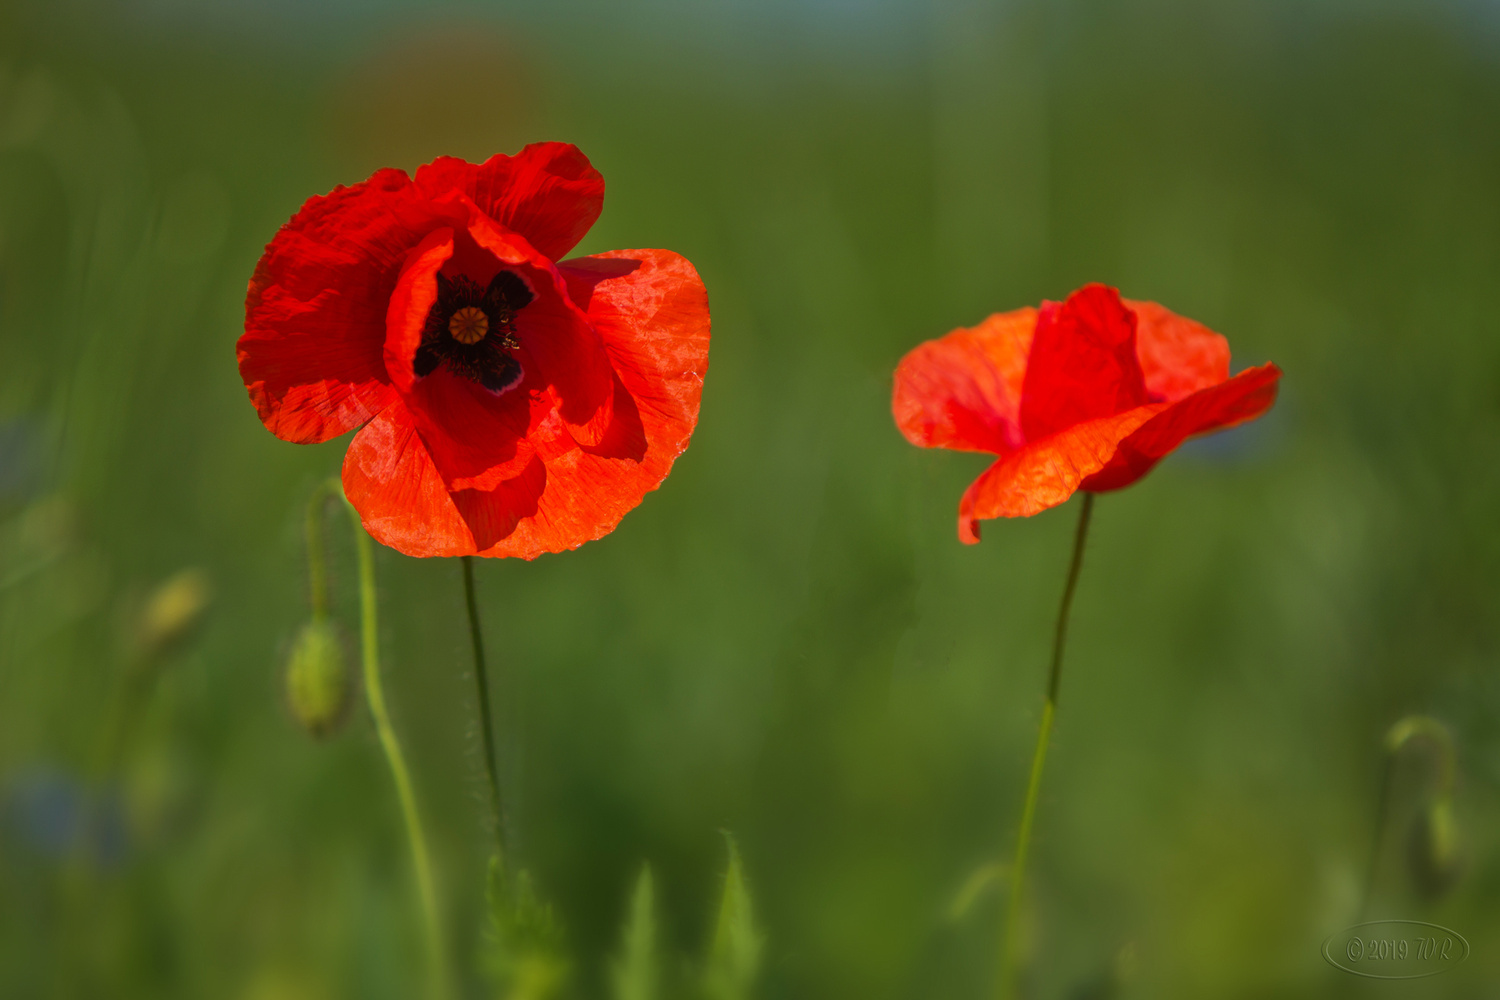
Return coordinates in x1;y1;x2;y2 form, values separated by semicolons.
1;766;129;866
0;418;43;504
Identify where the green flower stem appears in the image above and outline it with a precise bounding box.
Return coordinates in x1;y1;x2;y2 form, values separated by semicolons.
340;487;450;1000
462;555;506;866
998;490;1094;1000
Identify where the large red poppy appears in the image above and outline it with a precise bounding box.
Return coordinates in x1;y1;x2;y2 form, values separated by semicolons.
893;284;1280;542
239;143;711;559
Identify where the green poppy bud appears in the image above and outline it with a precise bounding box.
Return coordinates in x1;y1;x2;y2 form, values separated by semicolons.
285;619;352;739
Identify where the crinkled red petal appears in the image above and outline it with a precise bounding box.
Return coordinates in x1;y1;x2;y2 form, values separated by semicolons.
1079;362;1282;492
1019;283;1149;442
957;404;1168;541
1125;298;1231;403
892;308;1036;454
466;248;710;559
413;142;604;262
239;168;441;442
450;457;548;551
341;398;477;557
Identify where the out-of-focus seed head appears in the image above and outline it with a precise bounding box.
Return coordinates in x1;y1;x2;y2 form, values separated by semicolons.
285;619;352;739
136;568;213;663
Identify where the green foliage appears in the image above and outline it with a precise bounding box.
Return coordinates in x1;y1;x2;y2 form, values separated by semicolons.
483;856;570;1000
610;866;658;1000
702;834;763;1000
487;845;762;1000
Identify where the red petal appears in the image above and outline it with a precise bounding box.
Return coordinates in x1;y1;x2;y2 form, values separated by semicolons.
567;250;708;460
1125;299;1230;403
470;249;710;559
239;169;437;442
892;308;1036;454
958;404;1167;540
1019;284;1149;442
382;227;454;393
413;143;604;261
341;399;476;557
405;368;536;492
1079;363;1282;492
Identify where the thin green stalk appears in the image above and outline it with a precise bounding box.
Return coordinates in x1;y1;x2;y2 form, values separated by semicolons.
462;555;506;865
306;478;338;622
341;488;449;1000
998;490;1094;1000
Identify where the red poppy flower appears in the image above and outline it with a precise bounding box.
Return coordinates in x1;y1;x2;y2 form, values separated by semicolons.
238;143;710;559
893;283;1280;542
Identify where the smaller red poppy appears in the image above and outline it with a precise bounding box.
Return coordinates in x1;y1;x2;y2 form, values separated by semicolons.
892;283;1280;542
238;143;710;559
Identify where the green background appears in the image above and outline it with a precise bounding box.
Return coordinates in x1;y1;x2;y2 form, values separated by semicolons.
2;0;1499;996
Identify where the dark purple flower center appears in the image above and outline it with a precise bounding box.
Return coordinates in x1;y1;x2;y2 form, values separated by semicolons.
414;270;534;393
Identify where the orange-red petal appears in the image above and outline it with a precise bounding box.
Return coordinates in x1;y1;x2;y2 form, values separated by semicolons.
1126;298;1231;403
957;404;1167;540
449;457;548;552
892;308;1036;454
413;142;604;262
1019;284;1149;442
1079;362;1282;492
473;248;710;559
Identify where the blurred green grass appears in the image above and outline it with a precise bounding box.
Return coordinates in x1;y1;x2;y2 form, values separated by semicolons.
3;1;1500;997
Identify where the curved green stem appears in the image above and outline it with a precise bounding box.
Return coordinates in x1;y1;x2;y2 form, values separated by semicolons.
340;486;449;1000
1383;716;1456;794
1359;715;1457;918
998;491;1094;1000
462;555;506;866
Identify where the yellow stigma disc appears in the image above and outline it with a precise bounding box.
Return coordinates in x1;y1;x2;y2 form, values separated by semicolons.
448;307;489;345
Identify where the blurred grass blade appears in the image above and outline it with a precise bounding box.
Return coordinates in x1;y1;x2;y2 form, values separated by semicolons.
611;865;658;1000
946;861;1006;924
704;832;762;1000
484;855;570;1000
